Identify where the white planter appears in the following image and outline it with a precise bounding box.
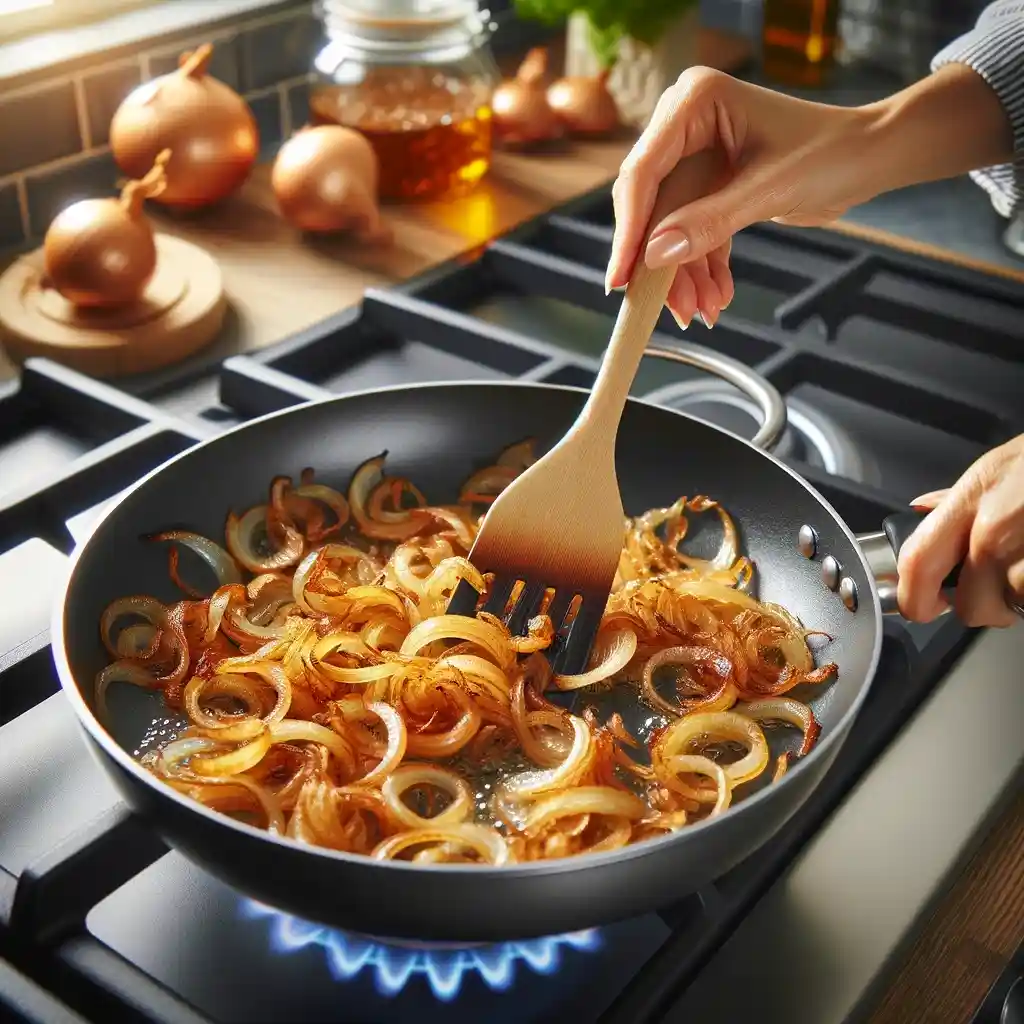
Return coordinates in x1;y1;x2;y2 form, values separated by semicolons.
565;6;701;128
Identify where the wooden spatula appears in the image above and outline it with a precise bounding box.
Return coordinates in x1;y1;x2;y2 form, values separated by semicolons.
448;149;729;675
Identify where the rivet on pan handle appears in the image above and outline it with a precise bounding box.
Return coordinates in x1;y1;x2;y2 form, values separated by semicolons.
645;342;789;452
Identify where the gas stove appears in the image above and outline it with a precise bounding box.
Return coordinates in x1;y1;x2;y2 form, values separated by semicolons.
1;187;1023;1024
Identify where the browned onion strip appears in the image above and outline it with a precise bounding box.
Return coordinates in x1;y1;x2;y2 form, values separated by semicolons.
355;702;408;787
149;530;243;595
270;719;354;766
736;697;821;757
189;730;272;777
382;764;474;829
519;786;647;835
400;614;516;671
184;673;267;742
312;631;396;685
100;595;167;657
293;482;350;539
226;505;304;573
172;772;286;834
554;628;637;691
640;644;736;717
660;755;731;816
654;711;769;787
349;455;432;541
500;715;592;799
371;823;512;865
211;660;292;727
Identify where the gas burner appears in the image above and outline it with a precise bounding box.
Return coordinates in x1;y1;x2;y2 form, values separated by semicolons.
646;379;873;483
242;900;603;1001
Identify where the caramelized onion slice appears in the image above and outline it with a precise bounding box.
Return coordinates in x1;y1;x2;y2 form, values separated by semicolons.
554;628;637;691
149;530;243;595
189;730;273;777
736;697;821;757
661;755;732;816
226;505;304;573
519;786;646;836
382;764;474;829
355;702;408;787
500;714;592;799
655;710;769;787
270;720;353;766
400;614;516;671
371;823;512;865
349;454;431;541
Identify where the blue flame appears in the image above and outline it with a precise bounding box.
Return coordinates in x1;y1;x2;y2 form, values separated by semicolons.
242;900;603;1001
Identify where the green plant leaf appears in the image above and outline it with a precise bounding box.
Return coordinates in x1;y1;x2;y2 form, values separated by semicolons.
512;0;699;51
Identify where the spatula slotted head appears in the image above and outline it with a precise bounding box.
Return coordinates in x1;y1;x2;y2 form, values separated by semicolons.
446;438;625;676
445;150;731;675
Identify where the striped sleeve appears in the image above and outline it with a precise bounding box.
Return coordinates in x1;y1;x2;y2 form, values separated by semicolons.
931;1;1024;216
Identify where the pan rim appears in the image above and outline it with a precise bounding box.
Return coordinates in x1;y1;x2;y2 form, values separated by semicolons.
52;379;883;882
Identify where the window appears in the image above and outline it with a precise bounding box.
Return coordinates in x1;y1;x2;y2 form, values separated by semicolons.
0;0;155;39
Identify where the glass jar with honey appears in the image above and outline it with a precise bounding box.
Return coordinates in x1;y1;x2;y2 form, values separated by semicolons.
311;0;499;202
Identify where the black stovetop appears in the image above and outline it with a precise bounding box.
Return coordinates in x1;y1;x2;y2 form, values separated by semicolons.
2;186;1023;1024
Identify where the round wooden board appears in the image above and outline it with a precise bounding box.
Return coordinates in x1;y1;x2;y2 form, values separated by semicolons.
0;233;227;377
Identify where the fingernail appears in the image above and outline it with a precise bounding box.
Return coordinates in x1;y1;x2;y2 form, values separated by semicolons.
697;311;712;328
909;490;948;509
671;311;690;331
646;232;690;269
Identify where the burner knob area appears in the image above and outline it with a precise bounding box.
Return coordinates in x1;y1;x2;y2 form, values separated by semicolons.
821;555;842;591
798;525;818;558
839;576;859;612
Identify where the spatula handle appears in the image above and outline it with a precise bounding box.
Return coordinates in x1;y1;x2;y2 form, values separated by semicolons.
576;148;730;439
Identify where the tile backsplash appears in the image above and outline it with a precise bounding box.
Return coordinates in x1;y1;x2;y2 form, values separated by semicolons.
0;2;316;251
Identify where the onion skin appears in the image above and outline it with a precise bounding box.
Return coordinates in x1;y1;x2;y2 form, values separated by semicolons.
110;44;258;209
43;150;171;309
272;126;388;241
492;48;562;148
546;70;619;137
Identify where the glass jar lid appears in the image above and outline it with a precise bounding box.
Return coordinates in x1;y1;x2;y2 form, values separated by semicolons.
316;0;495;66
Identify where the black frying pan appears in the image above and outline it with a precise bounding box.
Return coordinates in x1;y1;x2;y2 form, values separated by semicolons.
54;367;927;944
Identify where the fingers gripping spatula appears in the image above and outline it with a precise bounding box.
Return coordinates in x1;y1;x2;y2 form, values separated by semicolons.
447;150;728;675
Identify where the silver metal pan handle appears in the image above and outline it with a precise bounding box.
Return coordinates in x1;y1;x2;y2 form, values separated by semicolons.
855;510;962;616
645;343;788;452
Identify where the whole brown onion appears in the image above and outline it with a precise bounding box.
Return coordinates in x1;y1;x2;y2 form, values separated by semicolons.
492;48;562;148
110;44;258;209
546;70;620;136
43;150;171;308
271;126;388;240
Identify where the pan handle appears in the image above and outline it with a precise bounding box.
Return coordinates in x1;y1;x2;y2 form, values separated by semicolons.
644;343;788;452
856;509;963;615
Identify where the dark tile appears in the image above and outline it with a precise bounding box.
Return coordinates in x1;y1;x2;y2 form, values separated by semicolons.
0;80;83;177
82;61;143;147
240;12;319;92
286;78;310;131
148;35;242;92
25;150;120;238
0;181;25;250
247;90;283;157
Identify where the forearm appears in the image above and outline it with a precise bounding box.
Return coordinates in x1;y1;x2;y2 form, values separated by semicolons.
860;62;1015;196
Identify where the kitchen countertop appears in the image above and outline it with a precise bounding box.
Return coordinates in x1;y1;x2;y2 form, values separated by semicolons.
1;65;1023;1024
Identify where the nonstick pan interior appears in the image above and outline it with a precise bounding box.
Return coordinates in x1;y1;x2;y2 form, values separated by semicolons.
56;382;882;939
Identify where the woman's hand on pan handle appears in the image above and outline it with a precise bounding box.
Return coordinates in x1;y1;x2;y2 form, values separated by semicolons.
897;435;1024;627
605;62;1013;330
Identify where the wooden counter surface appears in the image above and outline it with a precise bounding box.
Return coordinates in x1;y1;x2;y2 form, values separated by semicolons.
2;120;1023;1023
